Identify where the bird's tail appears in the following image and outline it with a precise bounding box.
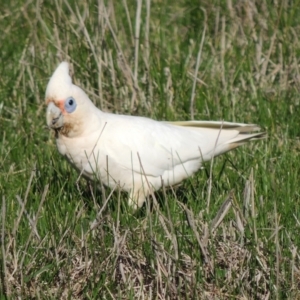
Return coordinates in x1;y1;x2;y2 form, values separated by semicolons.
167;120;266;155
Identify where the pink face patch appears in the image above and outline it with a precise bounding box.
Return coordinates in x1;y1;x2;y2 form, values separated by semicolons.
56;100;66;114
46;99;66;114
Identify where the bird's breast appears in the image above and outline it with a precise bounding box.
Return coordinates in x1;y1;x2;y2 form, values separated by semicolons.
55;133;120;187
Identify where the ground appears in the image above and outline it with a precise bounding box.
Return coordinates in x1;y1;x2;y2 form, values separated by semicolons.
1;1;300;299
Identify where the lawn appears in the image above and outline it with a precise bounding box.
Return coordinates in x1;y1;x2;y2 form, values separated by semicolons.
1;0;300;299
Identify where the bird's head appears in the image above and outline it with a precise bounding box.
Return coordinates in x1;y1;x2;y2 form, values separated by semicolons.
45;62;95;138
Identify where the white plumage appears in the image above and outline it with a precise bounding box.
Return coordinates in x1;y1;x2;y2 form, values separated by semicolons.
46;62;265;209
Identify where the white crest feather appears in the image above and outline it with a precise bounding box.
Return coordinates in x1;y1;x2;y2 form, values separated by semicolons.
45;62;72;100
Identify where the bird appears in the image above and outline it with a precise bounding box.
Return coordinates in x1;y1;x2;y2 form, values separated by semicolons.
46;62;265;209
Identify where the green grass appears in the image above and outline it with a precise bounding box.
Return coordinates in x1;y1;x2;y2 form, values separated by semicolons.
1;0;300;299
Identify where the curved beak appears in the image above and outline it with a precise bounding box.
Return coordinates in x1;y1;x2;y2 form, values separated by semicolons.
46;102;64;129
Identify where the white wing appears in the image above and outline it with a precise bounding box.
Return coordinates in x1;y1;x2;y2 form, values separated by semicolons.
97;114;264;177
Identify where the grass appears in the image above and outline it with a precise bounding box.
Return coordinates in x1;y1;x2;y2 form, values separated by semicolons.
1;0;300;298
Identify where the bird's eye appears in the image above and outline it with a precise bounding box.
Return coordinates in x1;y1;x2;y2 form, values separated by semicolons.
64;97;77;113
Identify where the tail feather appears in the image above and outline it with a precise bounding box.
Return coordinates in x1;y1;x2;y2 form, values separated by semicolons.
167;120;261;133
166;120;267;157
227;131;267;151
166;121;267;160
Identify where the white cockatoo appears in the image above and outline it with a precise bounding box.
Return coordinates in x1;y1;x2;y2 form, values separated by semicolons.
46;62;265;209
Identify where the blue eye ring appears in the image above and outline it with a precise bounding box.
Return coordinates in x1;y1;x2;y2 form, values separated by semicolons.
64;97;77;113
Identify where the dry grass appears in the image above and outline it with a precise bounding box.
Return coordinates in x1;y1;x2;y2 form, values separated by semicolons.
2;173;300;299
1;0;300;299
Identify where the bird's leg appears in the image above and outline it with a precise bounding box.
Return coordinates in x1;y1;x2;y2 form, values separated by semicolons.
128;189;147;210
